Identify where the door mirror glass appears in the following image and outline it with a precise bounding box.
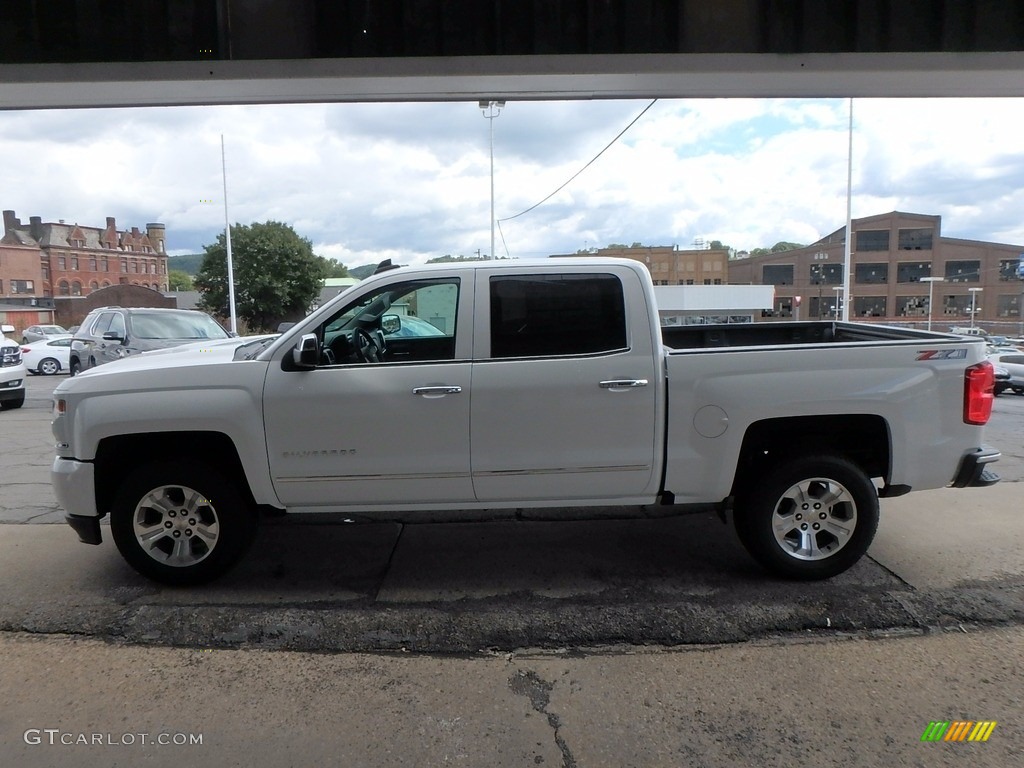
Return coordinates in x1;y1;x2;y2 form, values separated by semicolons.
292;333;319;369
381;314;402;335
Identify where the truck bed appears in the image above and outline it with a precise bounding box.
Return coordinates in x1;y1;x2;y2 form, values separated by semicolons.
662;321;958;350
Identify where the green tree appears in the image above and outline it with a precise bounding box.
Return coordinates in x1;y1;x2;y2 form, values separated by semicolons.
168;269;194;291
771;241;805;253
195;221;327;332
321;258;350;278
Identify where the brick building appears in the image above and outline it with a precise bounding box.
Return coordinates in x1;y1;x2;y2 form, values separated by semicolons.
728;211;1024;333
1;209;169;302
595;244;729;286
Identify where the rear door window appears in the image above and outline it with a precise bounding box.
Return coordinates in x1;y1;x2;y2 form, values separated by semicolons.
488;274;627;358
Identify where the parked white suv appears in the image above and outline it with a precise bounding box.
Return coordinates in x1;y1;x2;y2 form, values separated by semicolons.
0;324;26;410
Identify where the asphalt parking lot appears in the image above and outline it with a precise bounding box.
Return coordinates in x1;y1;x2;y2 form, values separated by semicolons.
2;372;1023;653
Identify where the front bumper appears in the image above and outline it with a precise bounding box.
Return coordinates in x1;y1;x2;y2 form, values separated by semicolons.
52;457;104;544
52;456;99;518
66;514;102;545
950;446;1001;488
0;382;24;401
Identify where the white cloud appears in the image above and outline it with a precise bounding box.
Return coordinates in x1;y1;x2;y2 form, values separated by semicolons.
2;98;1023;269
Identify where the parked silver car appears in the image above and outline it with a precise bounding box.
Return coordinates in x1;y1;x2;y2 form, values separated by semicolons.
21;324;68;344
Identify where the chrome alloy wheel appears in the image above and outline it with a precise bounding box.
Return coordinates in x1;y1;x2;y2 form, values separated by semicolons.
39;357;60;375
771;477;858;561
132;484;221;567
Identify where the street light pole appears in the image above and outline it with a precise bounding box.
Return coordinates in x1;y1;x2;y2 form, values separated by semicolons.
920;276;944;331
221;135;237;335
479;100;505;259
833;286;844;321
841;97;853;322
969;287;983;330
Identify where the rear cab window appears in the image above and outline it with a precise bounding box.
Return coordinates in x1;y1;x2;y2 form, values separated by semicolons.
487;273;627;358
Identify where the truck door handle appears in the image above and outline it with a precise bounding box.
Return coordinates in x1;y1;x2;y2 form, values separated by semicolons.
412;386;463;396
599;379;649;389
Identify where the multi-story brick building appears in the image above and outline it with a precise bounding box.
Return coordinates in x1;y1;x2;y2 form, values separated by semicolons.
594;244;730;286
728;211;1024;334
1;209;169;301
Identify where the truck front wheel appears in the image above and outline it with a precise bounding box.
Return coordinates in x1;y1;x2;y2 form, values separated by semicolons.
734;455;879;580
110;461;258;585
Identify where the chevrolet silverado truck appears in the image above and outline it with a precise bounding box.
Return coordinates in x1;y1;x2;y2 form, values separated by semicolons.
51;258;1000;585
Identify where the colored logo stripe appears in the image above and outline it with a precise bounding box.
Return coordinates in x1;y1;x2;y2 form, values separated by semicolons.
921;721;997;742
968;721;998;742
945;722;973;741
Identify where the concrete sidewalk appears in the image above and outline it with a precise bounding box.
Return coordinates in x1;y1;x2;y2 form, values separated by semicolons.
2;627;1021;768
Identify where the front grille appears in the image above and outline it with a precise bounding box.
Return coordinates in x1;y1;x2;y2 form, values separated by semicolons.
1;346;22;367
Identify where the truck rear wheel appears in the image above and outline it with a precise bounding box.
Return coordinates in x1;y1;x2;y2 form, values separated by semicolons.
734;455;879;580
110;461;258;585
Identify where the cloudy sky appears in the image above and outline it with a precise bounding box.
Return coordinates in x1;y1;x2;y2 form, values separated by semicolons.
1;97;1022;268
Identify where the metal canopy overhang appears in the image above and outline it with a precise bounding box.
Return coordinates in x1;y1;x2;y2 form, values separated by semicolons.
2;51;1024;110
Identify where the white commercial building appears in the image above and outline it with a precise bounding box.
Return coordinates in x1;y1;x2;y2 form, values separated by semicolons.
654;285;775;326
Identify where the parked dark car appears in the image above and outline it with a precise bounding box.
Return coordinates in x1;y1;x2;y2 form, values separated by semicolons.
993;364;1012;395
69;307;231;375
989;351;1024;396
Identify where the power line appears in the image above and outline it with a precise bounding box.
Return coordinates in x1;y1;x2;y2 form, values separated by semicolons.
496;99;659;254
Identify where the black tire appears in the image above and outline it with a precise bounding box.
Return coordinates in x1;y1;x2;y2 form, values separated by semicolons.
734;455;879;580
69;358;81;376
0;394;25;410
110;460;258;585
38;357;61;375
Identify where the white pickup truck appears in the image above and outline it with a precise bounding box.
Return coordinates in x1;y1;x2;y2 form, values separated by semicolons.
51;258;1000;585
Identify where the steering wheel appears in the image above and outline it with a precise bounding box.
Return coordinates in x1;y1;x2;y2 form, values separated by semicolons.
353;328;382;363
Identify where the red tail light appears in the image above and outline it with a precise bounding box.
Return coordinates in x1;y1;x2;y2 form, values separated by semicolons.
964;362;994;425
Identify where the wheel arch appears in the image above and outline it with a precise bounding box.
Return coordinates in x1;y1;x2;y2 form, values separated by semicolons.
730;414;891;497
94;431;259;516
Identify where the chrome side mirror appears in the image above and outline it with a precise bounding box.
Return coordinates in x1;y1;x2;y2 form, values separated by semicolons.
292;333;319;369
